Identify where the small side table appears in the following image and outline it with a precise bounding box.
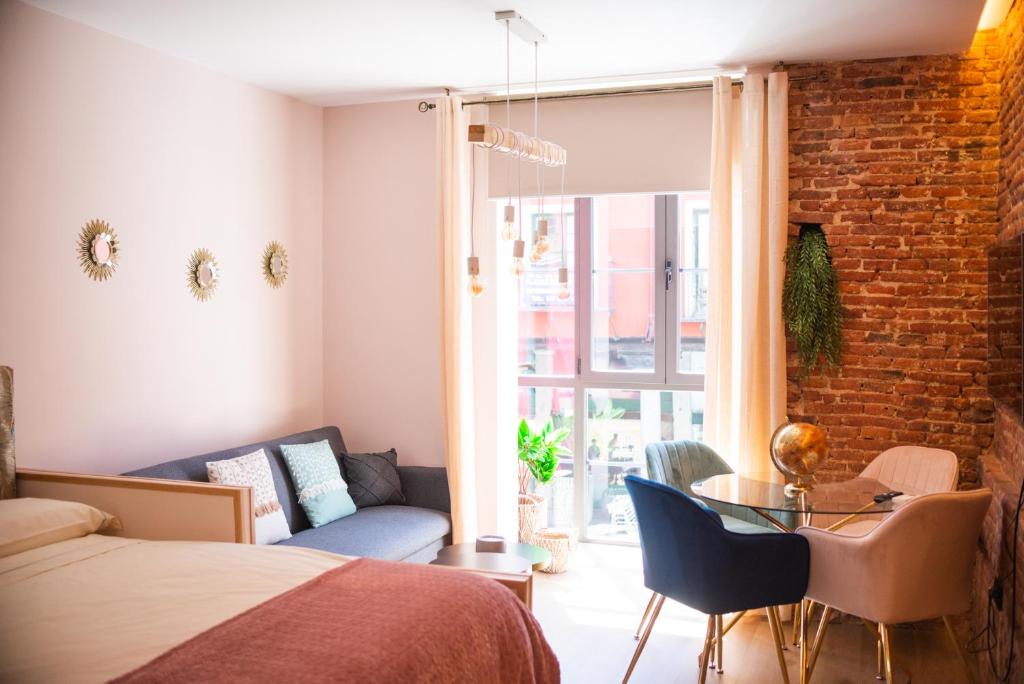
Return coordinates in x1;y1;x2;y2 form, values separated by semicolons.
434;542;552;571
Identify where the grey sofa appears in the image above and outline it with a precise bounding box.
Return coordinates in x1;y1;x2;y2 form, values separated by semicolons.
124;426;452;563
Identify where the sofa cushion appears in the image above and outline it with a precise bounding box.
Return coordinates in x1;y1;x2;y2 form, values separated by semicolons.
123;426;347;534
281;440;357;528
276;506;451;561
207;449;291;544
343;449;406;508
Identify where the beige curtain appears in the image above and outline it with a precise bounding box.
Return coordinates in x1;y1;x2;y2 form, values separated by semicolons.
704;73;789;476
437;96;477;542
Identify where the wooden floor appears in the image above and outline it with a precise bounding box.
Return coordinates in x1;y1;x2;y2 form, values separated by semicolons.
532;543;972;684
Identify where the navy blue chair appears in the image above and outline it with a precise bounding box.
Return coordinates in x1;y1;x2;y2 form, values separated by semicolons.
623;475;810;684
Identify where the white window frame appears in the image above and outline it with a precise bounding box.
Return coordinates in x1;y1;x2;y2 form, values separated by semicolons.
516;192;707;543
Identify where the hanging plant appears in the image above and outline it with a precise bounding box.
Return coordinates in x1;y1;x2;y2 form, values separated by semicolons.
783;223;844;375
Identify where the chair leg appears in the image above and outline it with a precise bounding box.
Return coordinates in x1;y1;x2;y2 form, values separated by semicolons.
698;615;716;684
942;616;973;684
622;594;665;683
791;602;801;646
634;591;658;640
694;611;745;669
805;605;834;682
721;610;746;638
799;600;809;684
879;623;894;684
715;614;724;673
766;606;790;684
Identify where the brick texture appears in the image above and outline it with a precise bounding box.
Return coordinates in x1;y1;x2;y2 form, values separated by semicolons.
973;1;1024;682
784;1;1024;680
785;33;1003;486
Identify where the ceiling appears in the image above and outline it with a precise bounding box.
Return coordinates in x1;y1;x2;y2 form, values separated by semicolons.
22;0;987;106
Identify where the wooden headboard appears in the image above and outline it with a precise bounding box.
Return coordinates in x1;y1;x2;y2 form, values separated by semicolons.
16;469;254;544
0;367;13;500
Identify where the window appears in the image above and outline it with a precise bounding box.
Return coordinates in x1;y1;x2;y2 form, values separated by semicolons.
509;192;709;543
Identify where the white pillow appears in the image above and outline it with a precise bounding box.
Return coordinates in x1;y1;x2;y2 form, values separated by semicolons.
0;497;119;558
207;449;292;545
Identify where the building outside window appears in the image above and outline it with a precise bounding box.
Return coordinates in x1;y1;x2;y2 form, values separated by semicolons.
512;192;710;543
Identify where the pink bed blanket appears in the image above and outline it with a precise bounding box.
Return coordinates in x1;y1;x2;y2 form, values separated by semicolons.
112;557;560;683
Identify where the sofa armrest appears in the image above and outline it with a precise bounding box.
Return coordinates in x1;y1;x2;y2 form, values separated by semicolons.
398;466;450;513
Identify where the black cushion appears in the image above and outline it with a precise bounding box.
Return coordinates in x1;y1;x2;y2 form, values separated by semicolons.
342;449;406;508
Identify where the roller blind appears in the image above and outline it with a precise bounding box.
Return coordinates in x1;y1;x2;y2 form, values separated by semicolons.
486;89;712;198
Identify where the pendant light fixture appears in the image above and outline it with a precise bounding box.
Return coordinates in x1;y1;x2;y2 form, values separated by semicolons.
469;11;567;283
466;146;485;297
556;164;570;300
529;40;550;265
500;18;516;242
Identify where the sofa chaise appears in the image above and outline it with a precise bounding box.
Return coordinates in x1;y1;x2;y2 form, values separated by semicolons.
124;426;452;562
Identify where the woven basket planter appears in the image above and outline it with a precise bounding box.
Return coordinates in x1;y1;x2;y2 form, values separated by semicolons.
533;528;577;574
518;493;545;543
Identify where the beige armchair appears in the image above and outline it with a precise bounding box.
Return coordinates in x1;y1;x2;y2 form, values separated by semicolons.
797;489;992;683
814;446;960;534
860;445;959;495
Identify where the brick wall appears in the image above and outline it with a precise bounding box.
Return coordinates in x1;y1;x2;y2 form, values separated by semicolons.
785;1;1024;680
786;33;1003;485
974;1;1024;681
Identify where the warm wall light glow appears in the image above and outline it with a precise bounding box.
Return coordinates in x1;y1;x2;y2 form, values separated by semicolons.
978;0;1012;29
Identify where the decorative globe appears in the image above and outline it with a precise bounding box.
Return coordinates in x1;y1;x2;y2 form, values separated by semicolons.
770;422;828;493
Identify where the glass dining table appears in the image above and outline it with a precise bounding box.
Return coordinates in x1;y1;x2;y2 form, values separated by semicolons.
692;472;901;680
691;473;899;532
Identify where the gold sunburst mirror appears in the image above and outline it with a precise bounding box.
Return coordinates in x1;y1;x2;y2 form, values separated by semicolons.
186;248;220;301
262;241;288;288
77;219;119;281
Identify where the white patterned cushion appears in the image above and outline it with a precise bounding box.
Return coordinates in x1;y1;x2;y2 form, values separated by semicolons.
207;449;291;545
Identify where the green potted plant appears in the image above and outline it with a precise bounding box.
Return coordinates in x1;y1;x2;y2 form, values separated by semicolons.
783;223;844;375
517;418;569;542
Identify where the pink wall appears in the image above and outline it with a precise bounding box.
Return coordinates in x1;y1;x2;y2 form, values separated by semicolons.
322;101;445;466
0;2;325;473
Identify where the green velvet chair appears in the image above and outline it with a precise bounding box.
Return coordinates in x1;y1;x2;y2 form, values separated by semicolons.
644;439;779;532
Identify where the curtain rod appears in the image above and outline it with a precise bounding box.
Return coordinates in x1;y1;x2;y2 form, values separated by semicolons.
417;72;819;111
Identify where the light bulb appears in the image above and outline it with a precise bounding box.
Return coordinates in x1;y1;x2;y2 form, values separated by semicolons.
530;235;549;263
512;239;526;277
501;204;516;241
529;243;543;263
557;266;570;299
536;219;550;254
467;274;486;297
466;255;485;297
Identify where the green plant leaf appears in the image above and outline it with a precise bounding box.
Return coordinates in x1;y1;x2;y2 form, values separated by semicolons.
783;225;845;376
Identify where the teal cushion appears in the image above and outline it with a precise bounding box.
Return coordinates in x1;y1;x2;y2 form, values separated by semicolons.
280;440;356;528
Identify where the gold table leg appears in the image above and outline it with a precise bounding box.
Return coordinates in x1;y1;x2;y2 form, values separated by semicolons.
799;600;809;684
766;606;791;684
805;605;834;682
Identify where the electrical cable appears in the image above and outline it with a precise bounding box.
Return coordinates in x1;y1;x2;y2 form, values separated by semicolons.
967;474;1024;682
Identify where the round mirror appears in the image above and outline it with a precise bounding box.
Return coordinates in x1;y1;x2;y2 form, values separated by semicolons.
77;220;119;281
269;254;284;277
91;235;112;265
262;241;288;288
197;262;217;288
186;248;219;301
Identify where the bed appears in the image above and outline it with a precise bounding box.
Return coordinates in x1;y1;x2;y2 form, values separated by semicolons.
0;498;559;683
